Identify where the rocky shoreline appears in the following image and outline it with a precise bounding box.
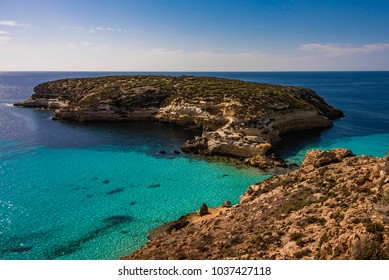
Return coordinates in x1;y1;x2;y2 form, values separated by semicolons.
125;149;389;260
15;75;343;168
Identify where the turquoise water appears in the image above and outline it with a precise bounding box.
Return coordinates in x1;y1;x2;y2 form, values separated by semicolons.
280;131;389;163
1;140;262;259
1;71;388;259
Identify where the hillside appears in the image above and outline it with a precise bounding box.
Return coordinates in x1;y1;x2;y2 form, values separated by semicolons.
126;149;389;260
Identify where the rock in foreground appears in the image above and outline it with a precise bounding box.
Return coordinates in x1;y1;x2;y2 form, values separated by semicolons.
15;75;343;160
125;149;389;260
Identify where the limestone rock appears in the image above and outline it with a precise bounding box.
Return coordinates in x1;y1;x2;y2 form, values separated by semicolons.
244;154;286;169
302;148;354;168
181;137;209;154
222;200;232;208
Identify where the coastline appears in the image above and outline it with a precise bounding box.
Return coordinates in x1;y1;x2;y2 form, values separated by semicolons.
125;149;389;260
4;71;386;260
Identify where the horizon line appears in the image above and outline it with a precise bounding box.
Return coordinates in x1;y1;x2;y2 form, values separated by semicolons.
1;70;389;73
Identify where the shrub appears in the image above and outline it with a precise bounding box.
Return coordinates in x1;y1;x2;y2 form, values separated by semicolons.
290;232;304;241
333;247;342;257
294;249;312;259
366;222;385;233
355;242;388;260
305;216;326;225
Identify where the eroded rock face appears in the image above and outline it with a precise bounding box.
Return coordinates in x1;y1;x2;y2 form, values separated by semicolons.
125;149;389;260
243;154;287;169
15;75;343;159
301;148;354;168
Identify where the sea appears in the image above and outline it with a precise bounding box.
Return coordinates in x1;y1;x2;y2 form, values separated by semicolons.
0;71;388;260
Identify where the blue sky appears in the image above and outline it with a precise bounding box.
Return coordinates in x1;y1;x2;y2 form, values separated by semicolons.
0;0;388;71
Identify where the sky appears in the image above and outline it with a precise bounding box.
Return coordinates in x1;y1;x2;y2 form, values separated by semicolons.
0;0;388;71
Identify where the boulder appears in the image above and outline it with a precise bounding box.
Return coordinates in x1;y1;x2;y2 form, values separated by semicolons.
199;203;209;216
222;200;232;208
302;148;354;168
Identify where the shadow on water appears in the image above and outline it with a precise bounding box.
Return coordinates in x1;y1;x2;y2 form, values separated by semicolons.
46;215;133;259
75;121;201;158
3;104;200;155
275;128;329;160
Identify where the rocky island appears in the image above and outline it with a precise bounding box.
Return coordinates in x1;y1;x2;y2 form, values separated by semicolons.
15;75;343;165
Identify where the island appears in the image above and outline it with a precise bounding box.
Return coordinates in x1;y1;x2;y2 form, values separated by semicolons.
15;75;343;166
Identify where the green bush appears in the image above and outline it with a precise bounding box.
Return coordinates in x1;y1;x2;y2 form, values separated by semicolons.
366;222;385;233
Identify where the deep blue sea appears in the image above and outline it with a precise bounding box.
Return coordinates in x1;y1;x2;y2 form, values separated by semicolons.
1;71;388;260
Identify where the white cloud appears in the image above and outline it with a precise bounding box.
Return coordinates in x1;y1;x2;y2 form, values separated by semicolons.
0;20;18;27
54;41;109;50
300;43;389;57
80;41;110;49
88;27;122;34
61;25;83;31
0;19;30;28
0;30;11;44
60;25;123;33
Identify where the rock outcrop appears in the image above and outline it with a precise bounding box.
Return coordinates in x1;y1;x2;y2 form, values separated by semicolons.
199;203;209;216
15;75;343;161
125;149;389;260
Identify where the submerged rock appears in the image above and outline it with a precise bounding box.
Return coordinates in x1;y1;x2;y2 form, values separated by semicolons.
47;215;133;259
2;246;33;253
106;188;124;195
102;215;133;225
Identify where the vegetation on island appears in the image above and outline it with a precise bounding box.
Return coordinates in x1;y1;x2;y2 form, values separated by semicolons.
32;75;342;121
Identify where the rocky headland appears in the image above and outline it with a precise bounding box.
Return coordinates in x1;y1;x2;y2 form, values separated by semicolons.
126;149;389;260
15;75;343;166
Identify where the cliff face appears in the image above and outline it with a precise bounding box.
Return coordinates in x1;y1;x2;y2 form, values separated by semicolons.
15;75;343;159
126;149;389;260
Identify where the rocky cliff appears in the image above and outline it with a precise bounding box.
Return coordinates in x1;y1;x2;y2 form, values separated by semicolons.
15;75;343;160
125;149;389;260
